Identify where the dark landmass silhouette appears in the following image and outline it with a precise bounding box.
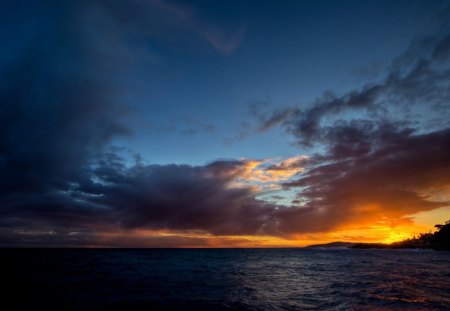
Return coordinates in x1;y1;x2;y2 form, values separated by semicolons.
351;220;450;250
305;242;356;248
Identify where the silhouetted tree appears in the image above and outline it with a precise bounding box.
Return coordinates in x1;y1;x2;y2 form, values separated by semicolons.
431;219;450;250
351;219;450;250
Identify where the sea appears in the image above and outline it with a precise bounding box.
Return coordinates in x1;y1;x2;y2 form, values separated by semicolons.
3;248;450;310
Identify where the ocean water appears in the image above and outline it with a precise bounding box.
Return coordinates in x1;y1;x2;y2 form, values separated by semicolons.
3;248;450;310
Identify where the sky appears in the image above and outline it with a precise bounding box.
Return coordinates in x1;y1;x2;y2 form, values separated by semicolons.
1;0;450;247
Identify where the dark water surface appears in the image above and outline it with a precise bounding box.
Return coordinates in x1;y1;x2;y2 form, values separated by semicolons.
3;248;450;310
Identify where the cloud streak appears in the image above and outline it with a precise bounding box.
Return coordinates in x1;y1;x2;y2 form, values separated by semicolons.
145;0;245;54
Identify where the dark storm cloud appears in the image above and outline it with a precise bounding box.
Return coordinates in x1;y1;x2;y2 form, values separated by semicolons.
280;127;450;233
258;28;450;233
0;0;251;246
85;158;279;235
0;2;127;196
0;156;288;245
61;125;449;237
254;32;450;149
0;1;129;245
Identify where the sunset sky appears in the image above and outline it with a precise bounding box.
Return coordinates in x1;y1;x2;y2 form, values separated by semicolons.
1;0;450;247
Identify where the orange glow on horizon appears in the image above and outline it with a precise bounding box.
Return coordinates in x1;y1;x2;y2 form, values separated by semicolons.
92;207;449;248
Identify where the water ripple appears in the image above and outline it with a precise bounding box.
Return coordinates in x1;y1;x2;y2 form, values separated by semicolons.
3;248;450;310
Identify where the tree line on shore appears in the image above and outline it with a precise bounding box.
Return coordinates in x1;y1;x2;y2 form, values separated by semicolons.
351;219;450;250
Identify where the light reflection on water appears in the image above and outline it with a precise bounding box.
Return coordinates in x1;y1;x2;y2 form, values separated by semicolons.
4;248;450;310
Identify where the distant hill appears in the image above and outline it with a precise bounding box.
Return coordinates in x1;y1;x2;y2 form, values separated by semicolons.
350;243;390;249
305;242;356;248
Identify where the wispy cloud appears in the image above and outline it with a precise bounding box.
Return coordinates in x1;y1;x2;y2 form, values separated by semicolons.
148;0;245;54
